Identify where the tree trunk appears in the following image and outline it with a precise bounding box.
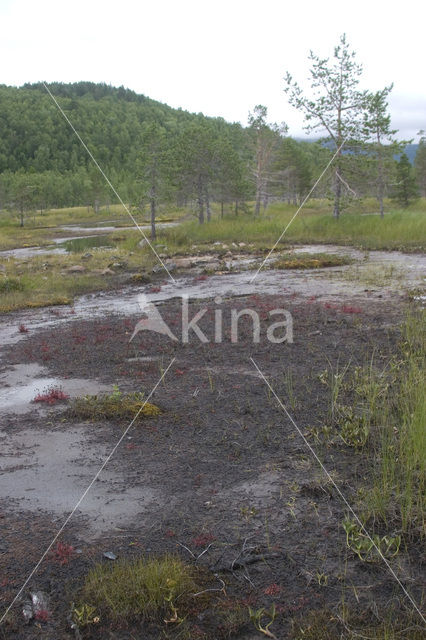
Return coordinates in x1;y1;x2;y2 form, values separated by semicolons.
150;185;156;240
221;201;224;218
333;163;341;219
235;200;239;216
197;175;204;224
254;188;261;217
205;187;211;222
377;135;384;217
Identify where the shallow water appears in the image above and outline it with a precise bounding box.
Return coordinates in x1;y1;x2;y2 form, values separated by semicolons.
0;363;111;414
0;425;160;536
0;244;424;539
0;221;178;259
0;245;424;353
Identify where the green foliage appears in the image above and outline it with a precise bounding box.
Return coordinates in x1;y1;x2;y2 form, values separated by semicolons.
248;604;278;638
284;34;368;217
342;519;401;562
367;311;425;535
0;277;24;293
78;554;198;624
391;153;419;206
69;389;161;421
414;132;426;196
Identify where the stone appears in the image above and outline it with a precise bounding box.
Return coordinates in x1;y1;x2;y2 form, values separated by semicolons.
66;265;85;273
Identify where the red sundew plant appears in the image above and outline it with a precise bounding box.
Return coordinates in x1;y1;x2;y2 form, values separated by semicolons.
34;609;50;623
192;533;216;548
148;286;162;293
264;583;281;596
33;386;70;405
165;529;176;538
18;324;29;333
52;541;74;565
341;305;362;314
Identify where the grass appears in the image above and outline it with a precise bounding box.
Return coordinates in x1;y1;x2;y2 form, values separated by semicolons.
75;554;250;637
0;203;186;250
162;201;426;253
328;311;425;538
271;253;351;270
0;247;155;312
367;311;425;536
290;607;425;639
77;554;198;624
68;387;161;421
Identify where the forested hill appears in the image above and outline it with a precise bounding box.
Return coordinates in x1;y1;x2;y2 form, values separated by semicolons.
0;82;243;174
0;82;422;213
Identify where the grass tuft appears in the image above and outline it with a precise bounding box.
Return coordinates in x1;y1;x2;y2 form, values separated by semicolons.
272;253;351;270
68;387;161;421
78;554;198;624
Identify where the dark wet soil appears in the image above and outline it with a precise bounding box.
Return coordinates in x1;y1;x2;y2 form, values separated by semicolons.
0;293;424;639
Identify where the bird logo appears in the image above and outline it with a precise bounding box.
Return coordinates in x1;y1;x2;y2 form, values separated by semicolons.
129;293;178;342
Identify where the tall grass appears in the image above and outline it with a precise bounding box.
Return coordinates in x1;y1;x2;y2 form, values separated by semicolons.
162;205;426;252
369;312;425;536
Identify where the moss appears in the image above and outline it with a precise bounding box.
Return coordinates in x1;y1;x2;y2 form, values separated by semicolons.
78;554;199;624
272;253;351;270
68;390;161;421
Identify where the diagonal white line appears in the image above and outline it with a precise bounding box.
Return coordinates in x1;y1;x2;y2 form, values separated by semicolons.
0;356;176;625
249;357;426;624
249;140;346;283
42;82;176;283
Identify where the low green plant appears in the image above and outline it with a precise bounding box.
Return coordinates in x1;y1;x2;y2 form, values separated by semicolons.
69;388;161;421
342;519;401;562
78;554;198;624
0;277;24;293
248;604;278;638
339;407;369;447
72;603;100;628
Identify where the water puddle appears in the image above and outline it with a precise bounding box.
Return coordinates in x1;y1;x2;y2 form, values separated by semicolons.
0;363;110;414
0;222;179;259
0;246;424;354
0;426;161;537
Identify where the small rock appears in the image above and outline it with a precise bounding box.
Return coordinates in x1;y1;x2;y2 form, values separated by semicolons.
129;273;151;284
81;252;93;260
67;265;85;273
138;239;148;248
103;551;117;560
171;258;192;269
153;262;175;273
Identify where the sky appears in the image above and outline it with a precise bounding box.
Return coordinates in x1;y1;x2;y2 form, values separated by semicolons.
1;0;424;141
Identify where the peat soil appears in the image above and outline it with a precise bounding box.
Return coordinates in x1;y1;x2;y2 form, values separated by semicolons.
0;291;424;638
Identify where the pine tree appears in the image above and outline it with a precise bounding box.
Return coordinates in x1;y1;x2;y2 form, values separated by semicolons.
414;132;426;197
362;85;407;216
392;154;418;207
284;34;367;218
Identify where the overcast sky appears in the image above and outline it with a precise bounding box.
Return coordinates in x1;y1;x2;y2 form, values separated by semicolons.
1;0;424;141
